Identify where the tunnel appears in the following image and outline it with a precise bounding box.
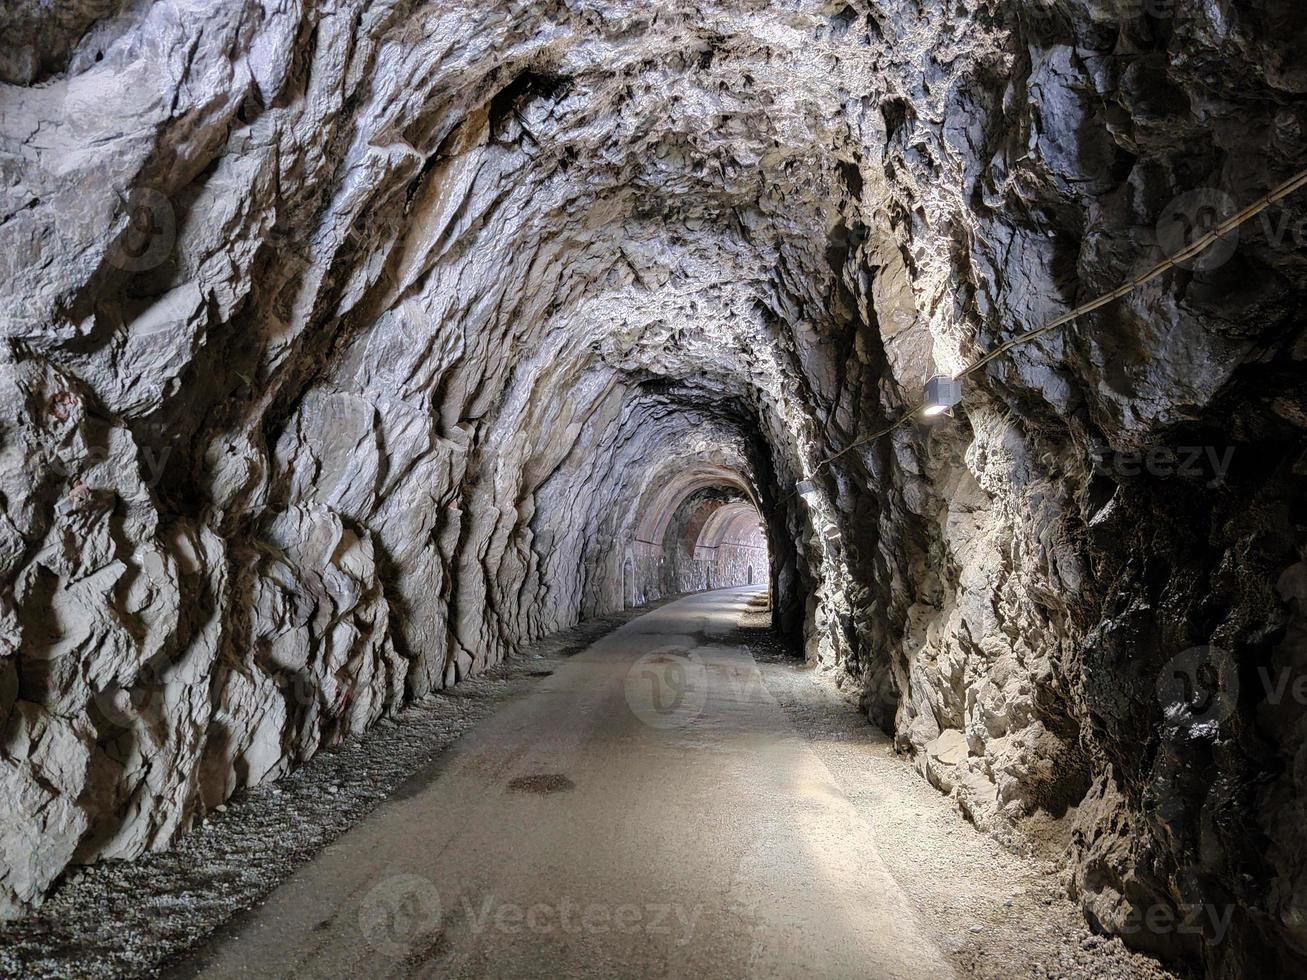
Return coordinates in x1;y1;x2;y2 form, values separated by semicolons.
1;1;1306;978
626;464;771;604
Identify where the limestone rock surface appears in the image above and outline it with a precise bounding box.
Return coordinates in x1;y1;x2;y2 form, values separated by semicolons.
2;2;1305;976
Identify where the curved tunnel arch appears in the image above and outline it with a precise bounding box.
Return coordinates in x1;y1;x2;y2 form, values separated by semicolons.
631;464;755;549
693;501;765;559
618;458;772;608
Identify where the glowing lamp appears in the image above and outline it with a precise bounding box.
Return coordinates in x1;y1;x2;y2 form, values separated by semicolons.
923;375;962;417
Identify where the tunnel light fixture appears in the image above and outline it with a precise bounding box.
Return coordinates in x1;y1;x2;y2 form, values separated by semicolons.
923;375;962;418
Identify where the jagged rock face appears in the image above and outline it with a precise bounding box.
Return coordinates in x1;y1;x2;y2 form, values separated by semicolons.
1;1;1305;976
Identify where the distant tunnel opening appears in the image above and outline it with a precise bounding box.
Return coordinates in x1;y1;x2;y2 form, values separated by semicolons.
622;463;774;609
689;499;769;592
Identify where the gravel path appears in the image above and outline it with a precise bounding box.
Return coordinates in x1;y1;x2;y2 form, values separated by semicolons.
173;587;954;979
2;592;1189;980
0;604;666;979
736;600;1189;980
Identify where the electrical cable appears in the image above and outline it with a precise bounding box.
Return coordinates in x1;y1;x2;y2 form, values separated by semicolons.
805;166;1307;475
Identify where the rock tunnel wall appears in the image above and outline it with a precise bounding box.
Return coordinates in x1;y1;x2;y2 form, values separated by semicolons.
702;543;766;589
2;2;1306;976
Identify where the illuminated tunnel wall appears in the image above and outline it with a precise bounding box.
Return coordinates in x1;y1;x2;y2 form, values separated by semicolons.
622;465;770;608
